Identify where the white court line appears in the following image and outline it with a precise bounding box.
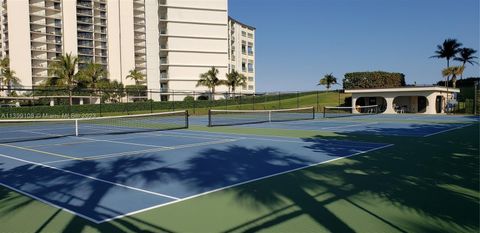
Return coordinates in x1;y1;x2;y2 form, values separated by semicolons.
320;122;379;130
25;140;97;148
75;136;174;149
0;143;82;161
0;153;180;201
422;124;473;138
163;131;383;148
0;181;103;224
96;143;395;223
82;138;240;161
44;138;241;164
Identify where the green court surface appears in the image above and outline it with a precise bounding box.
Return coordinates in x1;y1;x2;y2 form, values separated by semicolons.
0;118;478;233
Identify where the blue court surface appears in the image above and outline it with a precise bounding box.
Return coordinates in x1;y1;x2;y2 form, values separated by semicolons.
191;116;476;137
0;129;391;223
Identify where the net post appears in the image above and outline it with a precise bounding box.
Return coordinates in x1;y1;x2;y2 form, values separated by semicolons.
312;107;315;119
268;111;272;122
75;119;79;136
185;110;189;128
208;109;212;127
323;107;326;118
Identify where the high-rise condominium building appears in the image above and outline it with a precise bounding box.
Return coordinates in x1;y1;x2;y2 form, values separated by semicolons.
0;0;255;101
228;17;255;93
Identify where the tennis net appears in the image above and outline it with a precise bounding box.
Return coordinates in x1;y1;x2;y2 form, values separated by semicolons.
0;110;188;143
323;105;379;118
208;107;315;127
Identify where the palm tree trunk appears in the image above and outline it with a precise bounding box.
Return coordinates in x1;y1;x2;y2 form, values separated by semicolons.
211;86;215;100
69;89;73;106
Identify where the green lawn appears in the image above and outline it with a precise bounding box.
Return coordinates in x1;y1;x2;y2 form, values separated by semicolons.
0;122;478;233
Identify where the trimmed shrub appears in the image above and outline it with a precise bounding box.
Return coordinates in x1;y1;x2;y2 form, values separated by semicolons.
343;71;406;89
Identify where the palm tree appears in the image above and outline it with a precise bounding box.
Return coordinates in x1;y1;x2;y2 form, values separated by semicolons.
77;61;108;89
442;66;464;88
126;69;145;85
454;48;478;79
318;73;337;91
196;67;223;100
0;57;10;92
431;39;463;68
48;53;79;105
1;68;20;96
225;70;247;95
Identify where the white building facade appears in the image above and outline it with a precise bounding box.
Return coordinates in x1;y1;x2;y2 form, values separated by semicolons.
228;17;255;93
0;0;255;101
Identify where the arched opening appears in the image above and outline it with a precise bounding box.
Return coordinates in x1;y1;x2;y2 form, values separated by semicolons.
436;96;444;113
393;96;429;113
355;97;387;113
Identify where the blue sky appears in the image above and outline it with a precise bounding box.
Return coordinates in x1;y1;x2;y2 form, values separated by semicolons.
229;0;480;91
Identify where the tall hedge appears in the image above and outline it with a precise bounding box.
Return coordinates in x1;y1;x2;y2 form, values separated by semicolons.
343;71;406;89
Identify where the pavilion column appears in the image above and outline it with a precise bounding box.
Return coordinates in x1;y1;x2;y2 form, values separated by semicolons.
426;94;438;114
384;97;395;114
351;96;358;113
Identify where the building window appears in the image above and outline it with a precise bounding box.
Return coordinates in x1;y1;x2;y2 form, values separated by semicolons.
242;31;246;37
248;62;254;73
248;33;253;39
248;76;254;81
242;62;246;72
247;45;253;56
248;85;254;90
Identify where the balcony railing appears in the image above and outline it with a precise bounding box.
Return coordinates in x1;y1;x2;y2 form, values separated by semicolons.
160;58;168;64
160;73;168;79
77;2;92;8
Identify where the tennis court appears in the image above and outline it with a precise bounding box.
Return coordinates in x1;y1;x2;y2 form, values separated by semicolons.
0;111;391;223
194;108;477;137
0;108;478;232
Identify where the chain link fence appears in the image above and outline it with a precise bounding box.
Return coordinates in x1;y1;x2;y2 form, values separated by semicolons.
0;87;349;119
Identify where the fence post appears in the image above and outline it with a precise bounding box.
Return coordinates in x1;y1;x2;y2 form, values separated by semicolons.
193;91;196;115
172;90;175;111
475;81;479;115
68;87;72;118
278;92;281;109
252;93;255;110
264;92;267;110
316;91;319;113
239;94;243;110
225;92;228;110
297;91;300;108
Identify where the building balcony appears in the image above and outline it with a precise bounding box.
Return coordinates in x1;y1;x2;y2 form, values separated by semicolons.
160;73;168;79
77;2;92;8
